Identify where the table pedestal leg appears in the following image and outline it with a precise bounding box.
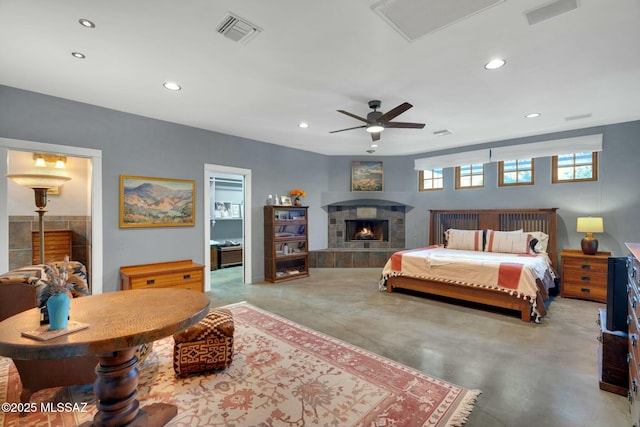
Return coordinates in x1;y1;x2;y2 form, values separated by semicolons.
80;347;177;427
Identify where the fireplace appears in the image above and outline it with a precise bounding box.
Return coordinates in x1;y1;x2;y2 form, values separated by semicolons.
345;220;388;242
327;205;405;250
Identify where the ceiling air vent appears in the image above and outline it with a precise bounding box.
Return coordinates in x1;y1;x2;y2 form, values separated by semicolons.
525;0;578;26
372;0;505;42
216;12;262;44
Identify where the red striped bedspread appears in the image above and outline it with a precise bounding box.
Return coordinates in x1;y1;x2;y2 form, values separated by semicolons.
380;246;556;300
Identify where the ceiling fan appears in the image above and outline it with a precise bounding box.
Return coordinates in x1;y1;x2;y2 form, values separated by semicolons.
329;100;425;141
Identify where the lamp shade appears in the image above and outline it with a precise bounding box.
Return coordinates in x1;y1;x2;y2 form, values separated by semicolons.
6;173;70;189
576;217;604;233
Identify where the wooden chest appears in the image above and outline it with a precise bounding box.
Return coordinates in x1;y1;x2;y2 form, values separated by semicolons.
32;229;72;264
597;309;628;395
119;260;204;292
560;249;610;303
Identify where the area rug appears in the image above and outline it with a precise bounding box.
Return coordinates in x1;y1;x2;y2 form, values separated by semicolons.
0;302;480;427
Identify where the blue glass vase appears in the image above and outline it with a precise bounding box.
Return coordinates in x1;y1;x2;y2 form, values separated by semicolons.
47;293;70;330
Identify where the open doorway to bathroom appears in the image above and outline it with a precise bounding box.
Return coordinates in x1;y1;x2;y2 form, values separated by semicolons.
204;164;252;291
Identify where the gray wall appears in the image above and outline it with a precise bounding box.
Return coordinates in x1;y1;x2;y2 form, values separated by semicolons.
0;85;328;290
2;85;639;291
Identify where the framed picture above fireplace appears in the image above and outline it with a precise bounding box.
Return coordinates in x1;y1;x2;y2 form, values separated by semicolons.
351;161;383;192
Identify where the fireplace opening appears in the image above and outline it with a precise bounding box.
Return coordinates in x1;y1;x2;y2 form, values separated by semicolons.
345;219;389;242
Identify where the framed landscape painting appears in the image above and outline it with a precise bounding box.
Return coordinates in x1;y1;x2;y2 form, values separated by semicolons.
351;161;384;192
119;175;196;228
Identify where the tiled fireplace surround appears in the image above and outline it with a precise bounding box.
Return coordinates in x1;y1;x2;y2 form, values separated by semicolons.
309;204;406;268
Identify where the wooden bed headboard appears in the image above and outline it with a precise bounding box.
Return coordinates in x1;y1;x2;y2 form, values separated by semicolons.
429;208;559;270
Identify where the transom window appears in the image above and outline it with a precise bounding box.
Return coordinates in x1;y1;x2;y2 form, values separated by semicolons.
498;159;534;186
552;152;598;183
419;168;443;191
455;164;484;189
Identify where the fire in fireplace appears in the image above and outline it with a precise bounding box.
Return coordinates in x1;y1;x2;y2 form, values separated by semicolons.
345;220;389;242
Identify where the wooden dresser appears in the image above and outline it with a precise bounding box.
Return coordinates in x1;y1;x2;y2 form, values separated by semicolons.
32;229;72;264
627;243;640;426
560;249;610;303
120;260;204;292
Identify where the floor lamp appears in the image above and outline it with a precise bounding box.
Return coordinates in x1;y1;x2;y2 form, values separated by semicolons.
6;174;71;264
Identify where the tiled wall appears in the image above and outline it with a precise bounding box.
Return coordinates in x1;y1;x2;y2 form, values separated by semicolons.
8;215;92;277
327;205;405;249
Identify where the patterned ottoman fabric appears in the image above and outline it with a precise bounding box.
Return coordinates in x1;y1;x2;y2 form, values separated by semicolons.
173;308;234;377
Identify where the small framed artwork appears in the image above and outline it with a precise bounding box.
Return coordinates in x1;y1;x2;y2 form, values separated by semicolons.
280;195;292;206
351;160;384;192
120;175;195;228
230;204;241;218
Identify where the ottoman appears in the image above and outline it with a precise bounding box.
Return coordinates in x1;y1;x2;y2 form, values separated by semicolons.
173;307;234;377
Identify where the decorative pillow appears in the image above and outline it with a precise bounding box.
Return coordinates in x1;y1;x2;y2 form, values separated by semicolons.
485;230;532;254
445;229;484;251
526;231;549;253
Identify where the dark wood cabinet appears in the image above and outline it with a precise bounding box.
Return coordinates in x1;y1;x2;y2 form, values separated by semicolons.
560;249;610;303
597;308;628;396
264;206;308;283
32;229;72;264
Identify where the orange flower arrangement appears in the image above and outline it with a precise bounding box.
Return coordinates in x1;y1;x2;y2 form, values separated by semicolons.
289;189;306;198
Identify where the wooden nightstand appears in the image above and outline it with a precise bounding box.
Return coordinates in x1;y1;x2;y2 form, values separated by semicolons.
560;249;611;302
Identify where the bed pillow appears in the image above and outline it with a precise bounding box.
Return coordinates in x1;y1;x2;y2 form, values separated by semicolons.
485;230;532;254
445;229;484;251
526;231;549;253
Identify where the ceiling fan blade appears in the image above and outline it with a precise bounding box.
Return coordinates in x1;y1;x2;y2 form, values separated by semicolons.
337;110;368;123
384;121;425;129
378;102;412;122
329;125;367;133
371;132;381;142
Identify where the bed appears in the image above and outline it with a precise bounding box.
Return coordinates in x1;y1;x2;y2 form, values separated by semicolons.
380;208;558;322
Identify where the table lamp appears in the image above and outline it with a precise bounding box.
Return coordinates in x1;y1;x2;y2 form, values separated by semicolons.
576;216;604;255
6;173;71;264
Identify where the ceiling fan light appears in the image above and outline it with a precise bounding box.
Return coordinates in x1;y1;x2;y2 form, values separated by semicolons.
366;124;384;133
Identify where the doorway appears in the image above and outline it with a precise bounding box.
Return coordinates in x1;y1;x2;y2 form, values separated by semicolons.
1;137;103;294
203;164;252;291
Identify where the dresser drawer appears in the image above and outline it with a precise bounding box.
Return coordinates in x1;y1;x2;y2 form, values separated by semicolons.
120;260;205;292
562;277;607;302
130;269;203;290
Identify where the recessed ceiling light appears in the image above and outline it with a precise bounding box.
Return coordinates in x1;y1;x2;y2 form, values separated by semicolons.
484;58;506;70
525;113;541;118
298;122;309;128
71;52;86;59
433;129;452;136
366;149;375;154
163;82;181;91
370;143;378;148
79;19;95;28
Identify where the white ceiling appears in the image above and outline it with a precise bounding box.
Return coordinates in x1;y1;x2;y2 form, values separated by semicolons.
1;0;639;156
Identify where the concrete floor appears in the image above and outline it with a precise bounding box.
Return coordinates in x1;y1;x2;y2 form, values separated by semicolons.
209;267;629;427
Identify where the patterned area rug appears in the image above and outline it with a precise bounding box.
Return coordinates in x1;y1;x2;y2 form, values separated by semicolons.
0;302;480;427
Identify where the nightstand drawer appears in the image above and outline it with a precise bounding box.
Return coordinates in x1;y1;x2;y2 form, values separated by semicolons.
563;280;606;301
563;258;608;274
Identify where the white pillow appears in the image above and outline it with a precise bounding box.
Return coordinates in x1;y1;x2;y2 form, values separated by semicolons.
526;231;549;253
445;229;483;251
485;230;532;254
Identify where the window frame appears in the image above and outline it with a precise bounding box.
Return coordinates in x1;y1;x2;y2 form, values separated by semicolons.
498;158;535;187
418;168;444;192
455;164;485;189
552;152;598;183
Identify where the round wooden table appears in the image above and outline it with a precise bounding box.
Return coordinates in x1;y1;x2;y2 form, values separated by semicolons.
0;288;210;427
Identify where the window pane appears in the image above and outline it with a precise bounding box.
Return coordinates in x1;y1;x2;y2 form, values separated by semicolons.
433;169;443;179
433;178;443;188
518;159;532;169
557;167;574;180
575;165;593;179
518;171;532;183
575;152;592;165
471;164;483;174
460;176;471;187
460;165;471;176
557;155;574;167
503;172;517;183
503;161;517;172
